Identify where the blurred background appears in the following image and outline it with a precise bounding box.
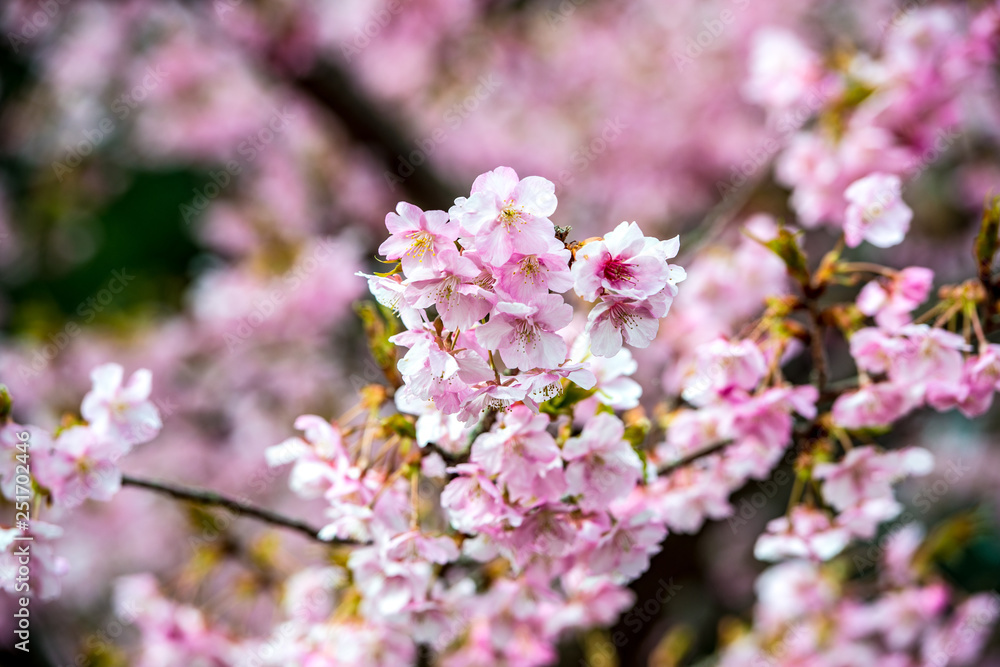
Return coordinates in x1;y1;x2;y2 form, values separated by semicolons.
0;0;999;665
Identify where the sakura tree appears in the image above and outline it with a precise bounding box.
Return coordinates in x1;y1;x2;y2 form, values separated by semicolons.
0;1;999;666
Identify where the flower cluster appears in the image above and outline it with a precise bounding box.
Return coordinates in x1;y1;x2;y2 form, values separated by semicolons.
1;0;998;660
721;532;1000;666
363;166;685;425
0;364;162;599
246;168;693;664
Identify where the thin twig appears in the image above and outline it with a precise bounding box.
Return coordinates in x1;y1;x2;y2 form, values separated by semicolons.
122;474;354;546
805;296;828;392
657;440;731;475
676;161;773;263
837;262;895;276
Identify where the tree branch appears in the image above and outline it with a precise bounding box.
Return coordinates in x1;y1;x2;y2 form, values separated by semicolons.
275;58;461;211
657;440;731;476
121;474;357;546
805;296;828;393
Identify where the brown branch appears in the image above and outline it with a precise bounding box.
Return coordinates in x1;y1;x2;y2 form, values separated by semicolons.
805;296;828;393
276;59;461;211
657;440;731;476
122;474;358;546
177;0;461;211
675;158;774;263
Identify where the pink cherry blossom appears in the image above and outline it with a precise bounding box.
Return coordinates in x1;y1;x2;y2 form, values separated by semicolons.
843;173;913;248
265;415;352;499
441;464;523;534
938;345;1000;417
349;544;435;618
889;325;969;398
458;381;530;425
849;327;908;375
832;383;912;430
516;363;597;411
681;338;768;406
744;28;826;112
470;405;565;505
572;349;642;419
494;246;573;303
813;446;934;512
754;506;851;562
359;272;427;330
580;506;666;582
378;202;458;280
45;425;125;507
586;291;672;358
572;221;676;301
408;251;493;331
856;267;934;330
835;497;905;540
80;363;162;448
646;465;734;533
448;166;558;267
562;413;643;512
475;294;572;371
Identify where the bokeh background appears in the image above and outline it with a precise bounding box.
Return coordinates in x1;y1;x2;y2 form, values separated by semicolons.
0;0;999;665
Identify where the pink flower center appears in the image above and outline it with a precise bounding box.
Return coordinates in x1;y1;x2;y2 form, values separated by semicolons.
607;302;639;331
602;259;635;286
512;256;543;287
513;319;539;350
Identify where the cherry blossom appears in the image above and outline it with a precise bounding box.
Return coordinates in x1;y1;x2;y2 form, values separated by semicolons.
448;166;558;267
379;202;459;279
80;363;162;448
843;173;914;248
475;295;573;371
562;413;644;512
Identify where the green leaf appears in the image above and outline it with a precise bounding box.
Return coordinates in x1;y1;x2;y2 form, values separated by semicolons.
763;228;811;287
374;261;402;277
383;413;417;440
975;195;1000;285
0;385;10;424
539;382;598;416
623;421;650;450
354;301;400;381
